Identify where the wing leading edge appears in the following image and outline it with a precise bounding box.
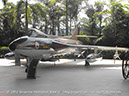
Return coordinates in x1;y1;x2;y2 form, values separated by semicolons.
52;40;128;51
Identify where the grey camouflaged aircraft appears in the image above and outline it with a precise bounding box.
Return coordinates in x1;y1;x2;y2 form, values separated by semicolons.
7;24;129;79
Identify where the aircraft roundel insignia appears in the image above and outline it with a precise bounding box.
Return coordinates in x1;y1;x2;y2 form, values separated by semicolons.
35;41;40;49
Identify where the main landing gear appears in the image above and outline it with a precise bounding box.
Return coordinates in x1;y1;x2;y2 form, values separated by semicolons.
85;60;90;66
122;57;129;80
25;58;39;79
122;51;129;80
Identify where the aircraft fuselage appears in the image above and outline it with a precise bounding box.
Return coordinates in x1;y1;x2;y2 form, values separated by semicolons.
9;36;79;60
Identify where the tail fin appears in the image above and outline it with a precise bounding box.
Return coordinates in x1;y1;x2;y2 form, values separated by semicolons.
71;23;80;40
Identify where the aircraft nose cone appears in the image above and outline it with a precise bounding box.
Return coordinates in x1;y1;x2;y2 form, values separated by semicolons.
9;36;28;51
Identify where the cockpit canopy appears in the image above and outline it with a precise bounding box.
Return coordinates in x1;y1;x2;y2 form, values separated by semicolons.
27;28;48;38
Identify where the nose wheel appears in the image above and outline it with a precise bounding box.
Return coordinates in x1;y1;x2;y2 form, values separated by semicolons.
122;57;129;80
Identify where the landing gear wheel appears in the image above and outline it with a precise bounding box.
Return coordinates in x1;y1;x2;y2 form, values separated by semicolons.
85;60;90;66
122;57;129;80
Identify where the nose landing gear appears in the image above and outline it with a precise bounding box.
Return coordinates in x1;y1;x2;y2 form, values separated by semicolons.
25;58;39;79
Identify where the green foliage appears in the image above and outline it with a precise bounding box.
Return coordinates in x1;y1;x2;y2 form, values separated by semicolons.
101;50;129;59
0;0;129;48
0;0;50;46
0;46;9;58
93;1;129;47
78;32;91;44
0;46;9;49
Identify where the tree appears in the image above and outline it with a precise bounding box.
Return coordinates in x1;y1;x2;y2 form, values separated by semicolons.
0;2;16;45
0;0;47;45
94;2;104;36
96;1;129;47
2;0;8;6
86;7;96;35
67;0;83;33
34;0;65;35
13;0;46;32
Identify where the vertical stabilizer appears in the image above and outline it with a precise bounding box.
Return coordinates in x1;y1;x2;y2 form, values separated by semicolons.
71;23;79;40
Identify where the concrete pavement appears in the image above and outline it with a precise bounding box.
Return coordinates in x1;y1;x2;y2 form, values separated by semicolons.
0;59;129;96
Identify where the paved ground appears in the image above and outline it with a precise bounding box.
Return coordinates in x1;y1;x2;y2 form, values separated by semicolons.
0;59;129;96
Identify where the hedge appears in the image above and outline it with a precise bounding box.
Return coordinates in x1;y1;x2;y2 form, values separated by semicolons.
0;46;10;58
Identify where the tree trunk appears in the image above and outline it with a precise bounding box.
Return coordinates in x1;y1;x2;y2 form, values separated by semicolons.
25;0;28;31
57;16;60;36
99;16;102;36
52;19;55;35
45;16;48;34
66;0;68;35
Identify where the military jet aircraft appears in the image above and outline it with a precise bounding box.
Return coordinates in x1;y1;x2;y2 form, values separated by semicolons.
8;24;128;79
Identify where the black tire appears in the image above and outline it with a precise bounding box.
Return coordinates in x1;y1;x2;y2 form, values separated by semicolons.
122;58;129;80
25;68;28;73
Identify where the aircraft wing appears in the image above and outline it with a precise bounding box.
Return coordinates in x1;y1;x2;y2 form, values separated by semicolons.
53;40;129;51
71;45;128;51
